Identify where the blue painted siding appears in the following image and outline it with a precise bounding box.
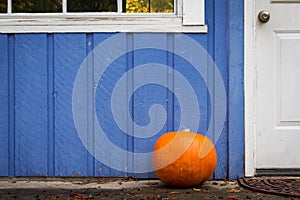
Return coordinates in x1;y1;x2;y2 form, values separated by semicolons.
8;35;15;177
14;34;48;176
47;34;55;176
206;0;229;179
133;34;170;178
94;33;128;177
0;34;8;176
0;0;244;179
228;0;245;179
93;33;120;176
54;34;89;176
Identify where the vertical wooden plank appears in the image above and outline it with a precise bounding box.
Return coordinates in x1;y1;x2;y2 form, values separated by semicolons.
86;33;94;177
174;34;208;134
54;33;88;176
228;0;244;179
8;34;15;177
213;0;229;179
205;0;215;149
0;34;9;176
133;33;168;178
126;33;134;177
47;34;55;176
166;34;174;133
205;0;229;179
93;33;128;176
92;33;115;176
14;34;48;176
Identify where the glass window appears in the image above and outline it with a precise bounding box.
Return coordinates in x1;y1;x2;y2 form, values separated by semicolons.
7;0;174;13
125;0;174;13
150;0;174;13
0;0;206;33
67;0;117;12
12;0;62;13
0;0;7;13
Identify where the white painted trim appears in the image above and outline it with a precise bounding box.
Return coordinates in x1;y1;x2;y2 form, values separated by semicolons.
7;0;11;14
182;0;205;25
0;12;177;18
244;0;256;177
176;0;182;16
0;17;207;33
62;0;67;14
117;0;123;13
271;0;300;2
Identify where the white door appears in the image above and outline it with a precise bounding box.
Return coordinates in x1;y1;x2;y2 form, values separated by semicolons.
255;0;300;172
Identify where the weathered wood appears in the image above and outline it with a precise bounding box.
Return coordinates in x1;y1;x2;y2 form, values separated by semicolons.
54;34;88;176
0;34;9;176
213;0;229;179
15;34;48;176
228;0;244;179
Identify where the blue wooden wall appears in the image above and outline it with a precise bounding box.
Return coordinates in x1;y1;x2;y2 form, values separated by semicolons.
0;0;244;179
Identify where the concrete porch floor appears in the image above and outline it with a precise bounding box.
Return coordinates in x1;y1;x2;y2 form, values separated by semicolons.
0;177;294;199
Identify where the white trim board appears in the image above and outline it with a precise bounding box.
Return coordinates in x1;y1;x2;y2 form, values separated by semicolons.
244;0;256;177
0;17;207;33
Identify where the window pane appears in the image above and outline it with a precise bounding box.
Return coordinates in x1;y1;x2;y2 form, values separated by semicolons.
67;0;117;12
125;0;174;13
12;0;62;13
150;0;173;13
0;0;7;13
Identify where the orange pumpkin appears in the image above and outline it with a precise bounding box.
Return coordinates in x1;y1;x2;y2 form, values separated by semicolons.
152;131;217;188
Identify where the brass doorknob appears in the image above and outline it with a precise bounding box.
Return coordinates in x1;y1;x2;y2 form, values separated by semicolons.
258;10;270;23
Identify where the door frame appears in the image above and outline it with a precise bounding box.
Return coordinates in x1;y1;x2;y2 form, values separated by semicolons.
244;0;256;177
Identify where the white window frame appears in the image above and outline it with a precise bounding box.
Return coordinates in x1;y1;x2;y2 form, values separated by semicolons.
0;0;206;33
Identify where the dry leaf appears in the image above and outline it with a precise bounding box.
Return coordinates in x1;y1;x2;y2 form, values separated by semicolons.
226;188;241;193
169;191;181;195
227;195;241;200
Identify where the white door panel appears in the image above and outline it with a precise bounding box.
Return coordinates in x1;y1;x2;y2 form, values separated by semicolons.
256;0;300;170
276;33;300;122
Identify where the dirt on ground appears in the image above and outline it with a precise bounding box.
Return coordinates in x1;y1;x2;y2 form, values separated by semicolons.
0;179;297;200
